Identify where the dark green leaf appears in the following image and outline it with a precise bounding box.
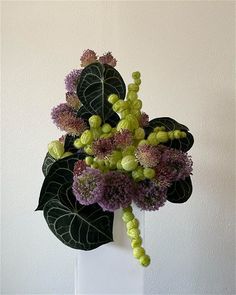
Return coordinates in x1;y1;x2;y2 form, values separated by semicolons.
167;176;193;203
42;153;56;177
77;63;126;122
64;134;79;153
36;155;84;211
145;117;194;152
43;183;114;250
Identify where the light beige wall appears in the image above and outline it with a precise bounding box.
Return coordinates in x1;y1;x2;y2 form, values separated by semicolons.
1;1;235;294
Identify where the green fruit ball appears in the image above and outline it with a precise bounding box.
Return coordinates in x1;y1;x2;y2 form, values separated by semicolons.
139;255;151;267
133;247;145;259
121;155;138;171
89;115;102;128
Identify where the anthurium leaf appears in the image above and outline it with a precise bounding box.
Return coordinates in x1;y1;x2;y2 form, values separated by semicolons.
76;105;92;121
43;183;114;250
167;176;193;203
77;63;126;122
77;105;120;127
64;134;79;153
42;153;56;177
36;155;84;211
145;117;194;152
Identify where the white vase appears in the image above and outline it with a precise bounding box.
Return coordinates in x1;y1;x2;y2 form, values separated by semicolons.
75;206;145;295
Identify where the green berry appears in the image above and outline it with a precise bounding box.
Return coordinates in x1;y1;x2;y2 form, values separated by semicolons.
117;119;132;131
133;247;145;259
48;140;66;160
147;133;159;145
156;131;169;143
116;160;123;170
108;94;119;104
134;78;141;85
121;155;138;171
128;83;139;92
122;146;135;157
123;206;133;213
127;91;138;101
85;156;93;165
131;237;142;248
134;127;145;140
74;138;84;149
122;212;135;223
167;131;175;140
139;255;151;267
84;145;94;155
89;115;102;128
102;123;112;134
126;218;139;230
127;228;140;239
143;168;155;179
80;130;93;145
132;167;145;181
173;130;182;139
132;71;141;80
131;99;142;110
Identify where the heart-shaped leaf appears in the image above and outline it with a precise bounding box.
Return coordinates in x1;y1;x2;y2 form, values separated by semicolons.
42;153;56;177
36;155;84;211
43;183;114;250
167;176;193;203
77;63;126;122
145;117;194;152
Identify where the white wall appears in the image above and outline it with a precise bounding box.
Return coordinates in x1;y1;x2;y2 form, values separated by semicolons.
1;1;235;294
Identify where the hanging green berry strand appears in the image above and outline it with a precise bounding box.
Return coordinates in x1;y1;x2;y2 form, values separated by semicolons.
122;206;151;267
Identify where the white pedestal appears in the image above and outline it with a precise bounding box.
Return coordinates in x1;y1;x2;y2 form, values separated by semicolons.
75;207;144;295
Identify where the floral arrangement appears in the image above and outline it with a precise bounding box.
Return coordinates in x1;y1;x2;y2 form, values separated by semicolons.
36;49;194;267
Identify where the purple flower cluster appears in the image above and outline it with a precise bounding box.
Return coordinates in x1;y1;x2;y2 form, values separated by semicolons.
51;103;87;135
65;69;82;93
72;167;105;205
92;138;115;159
139;112;149;127
134;180;167;211
80;49;97;67
66;92;80;109
155;146;193;183
98;171;135;211
114;130;133;148
135;144;161;168
98;52;117;67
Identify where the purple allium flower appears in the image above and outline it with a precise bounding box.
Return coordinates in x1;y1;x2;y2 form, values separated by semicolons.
51;103;87;135
135;144;161;168
155;147;193;183
139;112;149;127
73;160;87;177
133;179;167;211
98;171;135;211
114;130;133;148
92;138;115;159
65;69;82;93
80;49;97;67
66;92;80;109
98;52;117;67
72;167;105;205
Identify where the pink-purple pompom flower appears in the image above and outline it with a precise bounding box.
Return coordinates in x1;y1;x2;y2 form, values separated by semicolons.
65;69;82;93
98;171;135;211
72;167;105;205
134;179;167;211
51;103;87;136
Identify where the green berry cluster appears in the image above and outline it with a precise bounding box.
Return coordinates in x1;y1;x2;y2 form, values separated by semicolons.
122;206;150;267
73;71;186;181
